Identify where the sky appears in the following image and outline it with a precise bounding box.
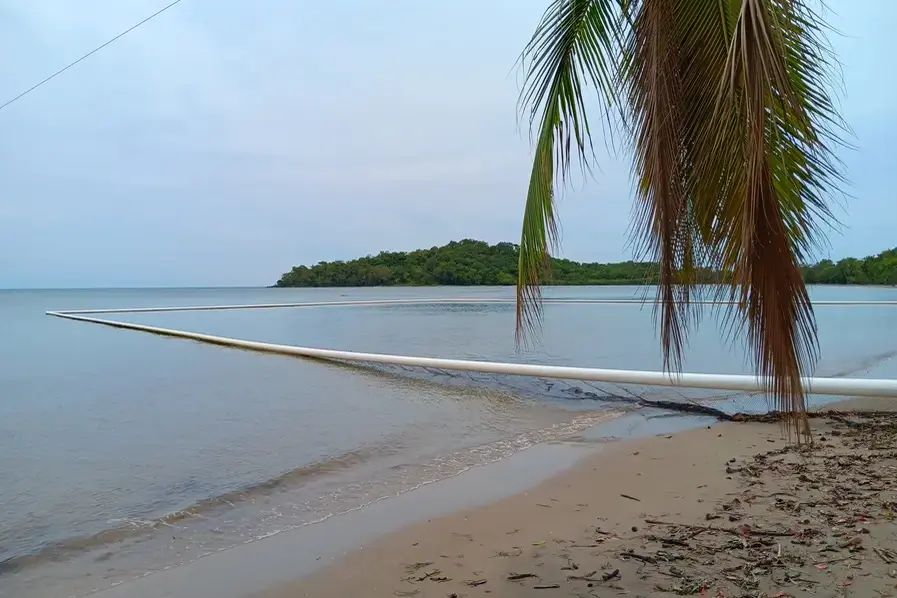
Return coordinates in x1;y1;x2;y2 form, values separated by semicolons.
1;1;895;288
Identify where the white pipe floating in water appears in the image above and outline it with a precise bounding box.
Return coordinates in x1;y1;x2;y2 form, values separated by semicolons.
46;298;897;398
51;297;897;315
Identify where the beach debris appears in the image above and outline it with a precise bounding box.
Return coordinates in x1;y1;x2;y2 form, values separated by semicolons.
839;536;863;550
644;519;794;538
644;534;690;548
653;577;712;595
620;412;897;595
619;549;658;564
387;411;897;598
569;568;622;584
404;561;433;573
560;557;579;570
415;568;444;581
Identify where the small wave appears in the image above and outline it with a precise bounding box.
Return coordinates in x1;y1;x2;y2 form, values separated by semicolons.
2;411;623;585
2;411;626;598
2;363;639;579
162;411;621;549
0;442;404;575
0;376;752;580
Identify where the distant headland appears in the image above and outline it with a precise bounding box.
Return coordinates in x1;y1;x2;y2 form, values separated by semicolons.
274;240;897;287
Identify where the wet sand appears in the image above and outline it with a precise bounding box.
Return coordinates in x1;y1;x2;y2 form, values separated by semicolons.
261;403;897;598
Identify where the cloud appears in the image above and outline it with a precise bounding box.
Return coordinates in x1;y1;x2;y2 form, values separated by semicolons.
0;0;894;287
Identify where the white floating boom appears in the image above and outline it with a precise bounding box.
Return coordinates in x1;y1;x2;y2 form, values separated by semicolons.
47;298;897;399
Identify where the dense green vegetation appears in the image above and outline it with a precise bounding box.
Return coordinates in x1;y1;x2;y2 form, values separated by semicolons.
274;240;897;287
803;248;897;285
274;241;897;287
274;239;702;287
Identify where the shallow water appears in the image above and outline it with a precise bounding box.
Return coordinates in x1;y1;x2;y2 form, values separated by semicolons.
2;285;897;597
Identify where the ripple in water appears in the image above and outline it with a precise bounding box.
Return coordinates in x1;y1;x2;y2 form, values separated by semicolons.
4;409;622;598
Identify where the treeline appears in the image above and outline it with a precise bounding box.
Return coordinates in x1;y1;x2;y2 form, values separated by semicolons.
275;240;897;287
274;239;721;287
803;248;897;285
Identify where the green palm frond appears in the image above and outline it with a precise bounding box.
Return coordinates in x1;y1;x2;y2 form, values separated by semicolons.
516;0;623;345
517;0;847;439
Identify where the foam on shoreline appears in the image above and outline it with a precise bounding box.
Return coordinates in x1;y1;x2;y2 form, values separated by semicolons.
57;409;715;598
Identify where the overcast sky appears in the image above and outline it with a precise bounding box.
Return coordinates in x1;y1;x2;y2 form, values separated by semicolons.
1;1;894;288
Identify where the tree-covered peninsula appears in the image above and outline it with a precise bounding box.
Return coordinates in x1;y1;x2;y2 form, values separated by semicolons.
273;239;707;287
802;248;897;285
274;240;897;288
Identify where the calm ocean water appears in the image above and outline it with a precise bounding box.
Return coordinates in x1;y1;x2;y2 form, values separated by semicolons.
3;285;897;597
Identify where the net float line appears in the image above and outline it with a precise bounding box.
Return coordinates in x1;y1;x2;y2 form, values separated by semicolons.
46;298;897;399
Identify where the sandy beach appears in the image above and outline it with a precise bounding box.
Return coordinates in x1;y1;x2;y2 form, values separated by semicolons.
259;404;897;598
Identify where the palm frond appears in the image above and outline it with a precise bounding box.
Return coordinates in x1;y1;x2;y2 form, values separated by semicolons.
688;0;846;440
517;0;846;438
516;0;623;345
626;0;694;372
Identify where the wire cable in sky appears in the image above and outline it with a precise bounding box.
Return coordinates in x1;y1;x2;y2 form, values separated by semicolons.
0;0;183;113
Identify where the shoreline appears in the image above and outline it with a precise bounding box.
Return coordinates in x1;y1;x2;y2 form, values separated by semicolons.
12;287;897;598
41;400;897;598
86;442;597;598
262;405;897;598
80;410;717;598
261;420;770;598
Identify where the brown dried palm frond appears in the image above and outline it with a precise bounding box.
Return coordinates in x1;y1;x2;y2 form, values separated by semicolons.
517;0;847;440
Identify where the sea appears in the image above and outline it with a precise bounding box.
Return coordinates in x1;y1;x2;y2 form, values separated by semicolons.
3;285;897;597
